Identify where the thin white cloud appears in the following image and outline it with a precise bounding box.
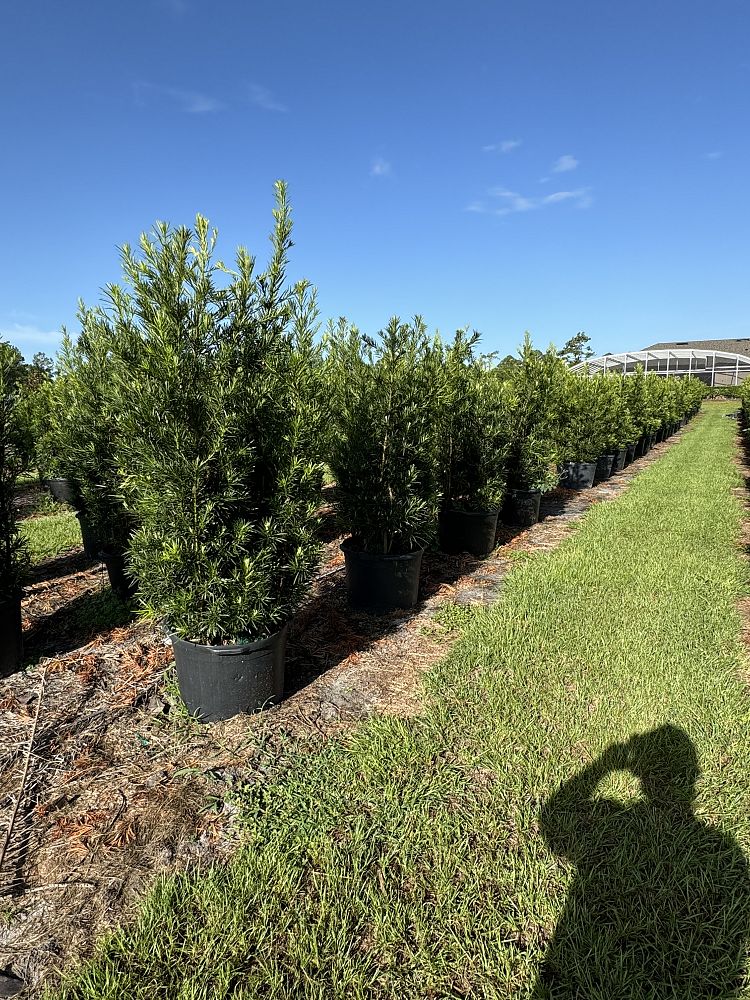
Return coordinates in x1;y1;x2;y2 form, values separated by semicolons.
552;154;579;173
0;323;63;356
705;150;723;160
133;82;223;113
248;84;288;113
159;0;188;13
482;138;522;153
371;157;392;177
467;186;592;217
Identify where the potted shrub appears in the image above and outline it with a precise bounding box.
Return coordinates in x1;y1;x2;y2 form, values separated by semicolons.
593;375;636;479
557;372;605;489
0;353;29;676
327;316;441;610
53;313;136;596
436;329;511;557
108;184;325;721
503;335;565;525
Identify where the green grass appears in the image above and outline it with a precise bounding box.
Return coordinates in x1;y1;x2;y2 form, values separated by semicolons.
20;509;81;564
56;404;750;999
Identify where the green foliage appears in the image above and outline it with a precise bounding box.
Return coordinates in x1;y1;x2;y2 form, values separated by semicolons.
594;375;636;452
504;334;566;491
326;315;442;554
0;355;28;599
437;329;511;511
0;343;56;473
107;183;324;644
559;330;594;366
52;315;133;552
557;373;604;462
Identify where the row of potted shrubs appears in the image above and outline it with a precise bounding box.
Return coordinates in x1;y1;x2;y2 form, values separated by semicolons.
0;184;707;717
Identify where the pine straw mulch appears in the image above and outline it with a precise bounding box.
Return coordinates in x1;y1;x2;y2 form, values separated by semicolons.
0;438;685;994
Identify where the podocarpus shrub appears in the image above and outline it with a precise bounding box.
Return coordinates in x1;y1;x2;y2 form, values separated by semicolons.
594;374;636;453
504;335;566;491
437;329;511;512
326;316;442;554
52;312;133;553
109;183;325;644
557;372;608;462
0;355;28;602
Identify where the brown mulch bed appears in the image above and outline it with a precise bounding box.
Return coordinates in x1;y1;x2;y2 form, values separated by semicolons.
0;438;685;994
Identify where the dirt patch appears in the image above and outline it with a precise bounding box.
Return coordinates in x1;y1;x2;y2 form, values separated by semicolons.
0;436;684;993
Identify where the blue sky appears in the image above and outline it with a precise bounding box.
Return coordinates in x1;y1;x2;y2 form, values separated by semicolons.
1;0;749;361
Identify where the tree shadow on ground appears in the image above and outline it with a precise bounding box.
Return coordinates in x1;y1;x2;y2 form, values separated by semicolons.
23;588;135;664
534;725;750;999
27;549;96;584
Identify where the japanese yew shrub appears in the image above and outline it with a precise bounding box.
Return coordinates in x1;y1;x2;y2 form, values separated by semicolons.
52;310;134;552
109;183;325;644
437;328;512;511
326;316;441;554
0;354;28;601
504;335;566;491
557;372;606;463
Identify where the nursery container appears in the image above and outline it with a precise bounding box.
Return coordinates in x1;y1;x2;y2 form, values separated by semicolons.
101;550;137;602
0;594;23;676
172;625;288;723
503;488;542;528
611;450;627;474
76;512;103;559
636;436;648;457
45;477;81;509
625;442;637;465
439;508;499;558
594;454;615;483
341;540;423;612
558;461;597;490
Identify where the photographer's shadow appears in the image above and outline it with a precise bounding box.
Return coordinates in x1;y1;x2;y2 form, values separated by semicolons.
535;725;750;998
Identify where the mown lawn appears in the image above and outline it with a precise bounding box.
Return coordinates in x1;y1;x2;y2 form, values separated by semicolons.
20;509;81;563
56;403;750;999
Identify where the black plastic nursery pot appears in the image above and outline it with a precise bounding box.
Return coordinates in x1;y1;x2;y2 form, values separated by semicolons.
438;508;499;558
636;436;649;457
611;450;627;474
45;477;81;509
558;461;597;490
503;488;542;528
624;442;637;465
76;512;102;559
341;539;424;612
0;594;23;677
171;625;288;723
101;551;137;602
594;454;615;482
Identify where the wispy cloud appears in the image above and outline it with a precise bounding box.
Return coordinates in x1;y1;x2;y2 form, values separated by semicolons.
248;84;288;113
552;154;579;173
133;82;223;113
370;157;392;177
467;185;592;217
482;138;522;154
0;323;63;357
705;150;723;160
159;0;188;13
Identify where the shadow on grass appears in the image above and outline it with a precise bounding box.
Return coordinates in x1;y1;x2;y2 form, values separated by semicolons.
24;588;134;664
535;725;750;998
27;549;95;584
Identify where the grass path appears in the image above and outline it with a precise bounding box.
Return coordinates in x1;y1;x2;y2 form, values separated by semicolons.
58;403;750;999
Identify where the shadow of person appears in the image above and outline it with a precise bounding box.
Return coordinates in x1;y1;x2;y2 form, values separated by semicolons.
534;725;750;999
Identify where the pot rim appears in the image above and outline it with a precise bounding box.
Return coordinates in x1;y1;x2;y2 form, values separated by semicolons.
440;506;501;518
341;537;425;561
171;622;289;656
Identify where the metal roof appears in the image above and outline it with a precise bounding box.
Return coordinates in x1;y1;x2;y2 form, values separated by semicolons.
572;349;750;385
